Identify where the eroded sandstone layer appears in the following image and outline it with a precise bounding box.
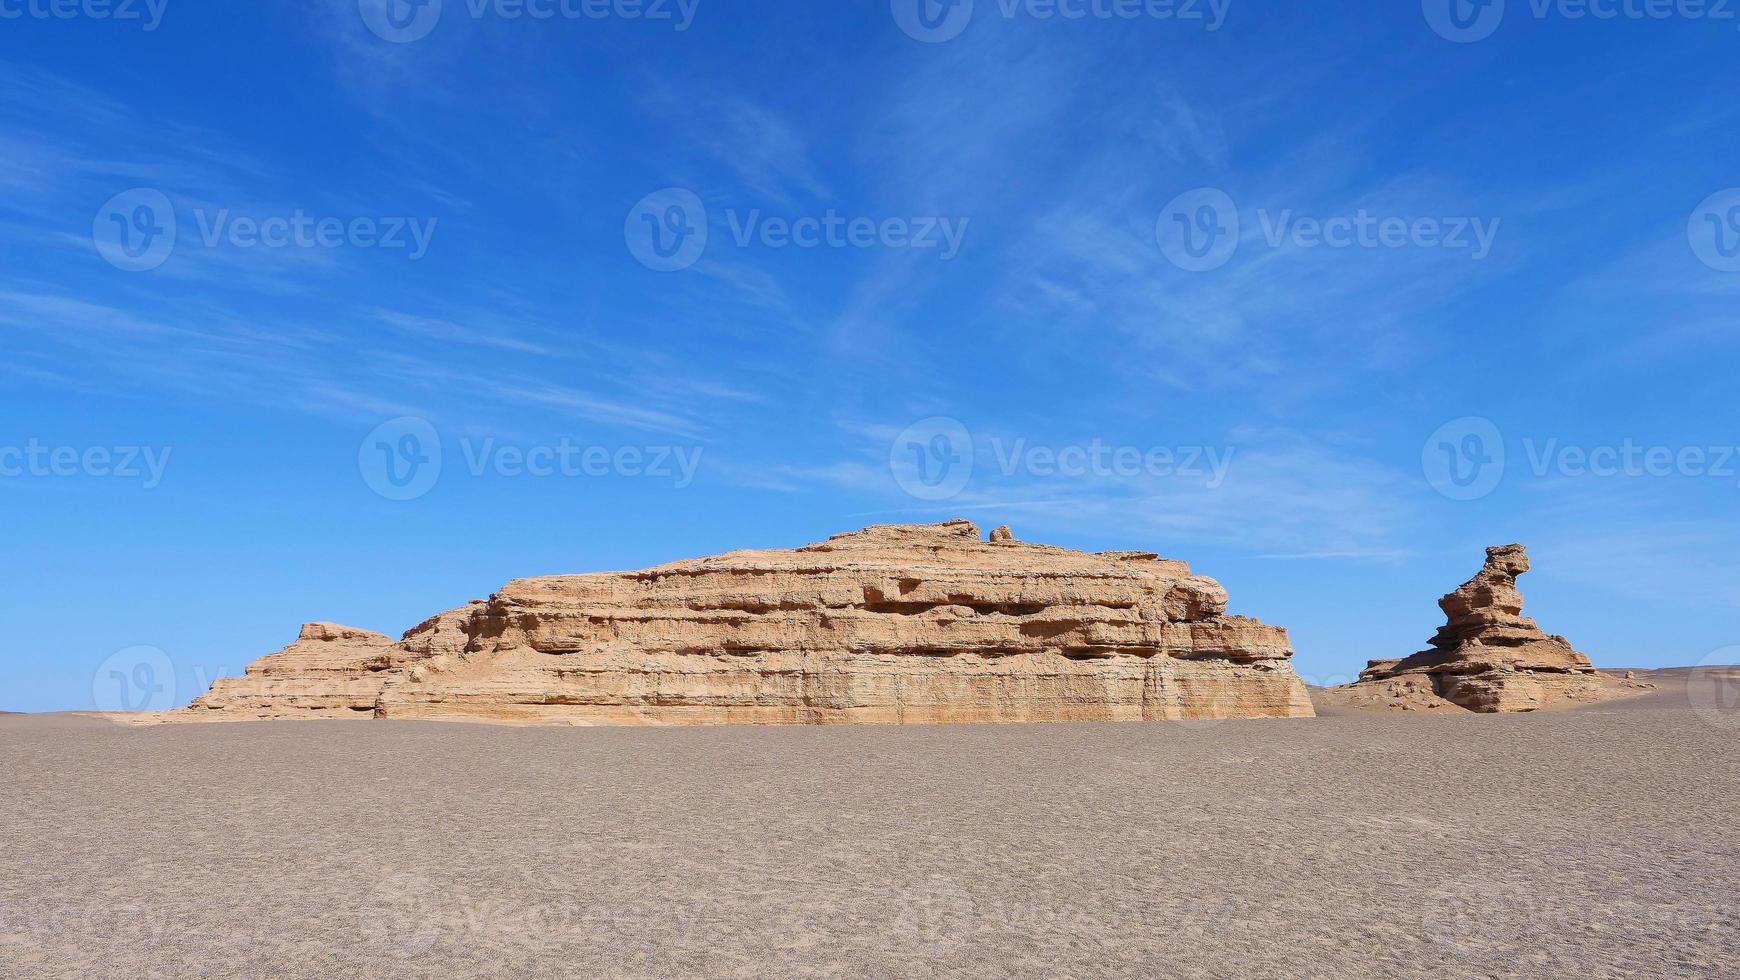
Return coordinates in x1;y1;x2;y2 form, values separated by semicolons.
172;520;1314;726
1335;544;1649;713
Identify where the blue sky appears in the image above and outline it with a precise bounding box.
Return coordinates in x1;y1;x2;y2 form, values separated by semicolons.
2;0;1737;712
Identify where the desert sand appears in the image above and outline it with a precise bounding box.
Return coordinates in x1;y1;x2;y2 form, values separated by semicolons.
3;669;1736;978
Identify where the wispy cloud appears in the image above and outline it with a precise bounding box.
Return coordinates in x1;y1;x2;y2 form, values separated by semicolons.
748;417;1420;559
372;310;559;355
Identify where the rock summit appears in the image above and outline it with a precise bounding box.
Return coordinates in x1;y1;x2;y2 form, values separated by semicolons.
1337;544;1649;712
172;520;1315;726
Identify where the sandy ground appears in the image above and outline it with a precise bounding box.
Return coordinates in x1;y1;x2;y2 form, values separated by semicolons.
3;670;1737;979
1307;668;1663;716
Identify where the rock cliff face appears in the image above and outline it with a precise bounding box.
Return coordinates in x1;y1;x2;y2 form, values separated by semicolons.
1339;545;1645;713
173;520;1314;726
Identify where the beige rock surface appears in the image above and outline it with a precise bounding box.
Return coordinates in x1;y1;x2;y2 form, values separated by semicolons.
1322;544;1652;714
168;520;1314;726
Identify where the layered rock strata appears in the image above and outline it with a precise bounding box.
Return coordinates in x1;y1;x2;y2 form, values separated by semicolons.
171;520;1314;726
1341;544;1646;712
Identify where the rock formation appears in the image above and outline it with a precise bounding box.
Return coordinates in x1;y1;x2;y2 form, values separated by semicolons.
169;520;1315;726
1333;544;1648;713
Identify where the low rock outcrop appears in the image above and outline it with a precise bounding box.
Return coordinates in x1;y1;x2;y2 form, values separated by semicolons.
169;520;1314;726
1331;545;1649;713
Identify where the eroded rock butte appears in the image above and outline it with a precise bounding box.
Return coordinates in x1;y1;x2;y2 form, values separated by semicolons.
1337;544;1649;712
171;520;1315;726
